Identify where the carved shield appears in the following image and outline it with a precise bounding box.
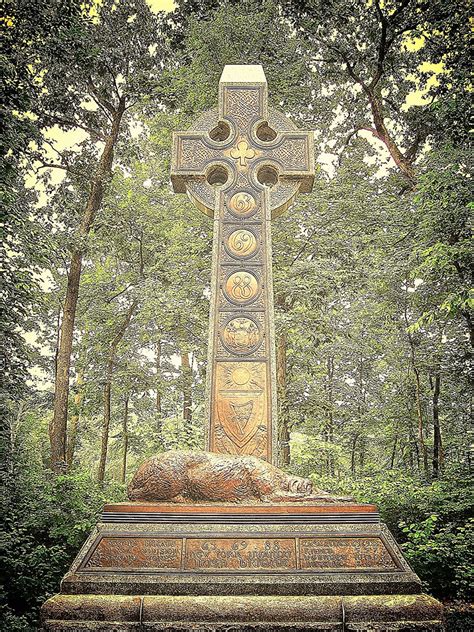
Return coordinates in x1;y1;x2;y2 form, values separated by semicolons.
217;396;264;449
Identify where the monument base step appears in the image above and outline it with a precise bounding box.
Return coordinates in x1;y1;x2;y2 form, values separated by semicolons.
58;503;421;597
41;594;444;631
40;504;444;630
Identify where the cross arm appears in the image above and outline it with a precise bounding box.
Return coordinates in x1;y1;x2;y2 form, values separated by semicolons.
171;131;234;194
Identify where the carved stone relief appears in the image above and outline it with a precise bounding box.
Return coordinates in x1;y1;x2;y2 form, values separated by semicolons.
212;362;268;458
171;66;315;462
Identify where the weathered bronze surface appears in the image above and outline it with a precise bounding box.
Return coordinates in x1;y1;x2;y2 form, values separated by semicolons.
83;537;182;570
299;537;397;571
171;65;314;463
61;519;419;596
127;450;352;503
185;537;297;571
80;534;398;574
102;502;379;515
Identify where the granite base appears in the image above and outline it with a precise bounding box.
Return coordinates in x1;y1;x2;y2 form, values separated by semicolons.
42;594;444;631
41;503;444;631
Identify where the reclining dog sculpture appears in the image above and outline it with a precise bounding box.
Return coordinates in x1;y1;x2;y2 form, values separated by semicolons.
128;450;351;503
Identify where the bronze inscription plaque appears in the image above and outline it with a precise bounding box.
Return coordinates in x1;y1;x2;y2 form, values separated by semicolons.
84;537;182;570
299;537;397;570
81;535;398;573
184;538;296;571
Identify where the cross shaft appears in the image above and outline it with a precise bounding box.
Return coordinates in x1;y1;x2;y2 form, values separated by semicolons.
171;65;314;464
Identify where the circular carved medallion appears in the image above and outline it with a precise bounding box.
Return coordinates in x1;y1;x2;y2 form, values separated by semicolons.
222;317;261;354
228;192;256;216
224;271;259;303
227;229;258;258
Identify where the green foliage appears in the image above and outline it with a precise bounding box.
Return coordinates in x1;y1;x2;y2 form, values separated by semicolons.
401;515;473;599
409;146;473;339
301;466;474;601
1;0;87;489
1;410;125;629
4;0;472;628
162;0;311;117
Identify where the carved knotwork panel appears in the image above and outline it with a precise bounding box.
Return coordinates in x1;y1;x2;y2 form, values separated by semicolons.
179;137;217;171
222;87;264;132
265;136;312;172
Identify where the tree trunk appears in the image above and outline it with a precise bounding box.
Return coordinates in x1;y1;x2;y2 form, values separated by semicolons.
390;435;398;469
9;401;25;473
50;100;126;474
326;356;335;476
340;50;418;185
409;421;420;472
359;438;365;471
120;395;129;484
98;299;137;483
181;352;192;423
99;377;112;484
351;434;358;476
66;372;84;467
403;294;429;475
366;91;416;183
431;373;443;478
461;308;474;348
355;356;366;477
156;340;162;417
53;307;61;380
413;365;429;474
50;254;82;473
277;332;290;466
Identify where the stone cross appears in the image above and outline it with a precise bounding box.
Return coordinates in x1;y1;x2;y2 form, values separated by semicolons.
171;65;314;464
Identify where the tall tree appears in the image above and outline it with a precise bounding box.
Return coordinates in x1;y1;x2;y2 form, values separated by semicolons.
120;394;130;484
281;0;470;184
29;0;170;472
180;351;193;424
1;0;86;475
98;298;138;483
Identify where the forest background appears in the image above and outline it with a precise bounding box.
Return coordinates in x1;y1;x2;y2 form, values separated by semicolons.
2;0;472;629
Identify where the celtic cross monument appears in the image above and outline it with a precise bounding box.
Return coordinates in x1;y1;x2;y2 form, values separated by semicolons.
171;65;314;463
42;65;443;632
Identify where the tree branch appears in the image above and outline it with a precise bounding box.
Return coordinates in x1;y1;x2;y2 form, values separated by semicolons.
310;32;368;90
359;126;384;140
391;0;411;23
105;63;122;100
34;161;85;179
405;128;427;163
289;214;348;267
370;0;389;89
42;139;64;159
45;114;106;141
337;127;366;165
106;284;134;304
87;77;116;117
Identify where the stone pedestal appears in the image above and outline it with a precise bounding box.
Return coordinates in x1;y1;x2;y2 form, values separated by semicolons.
41;503;444;630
